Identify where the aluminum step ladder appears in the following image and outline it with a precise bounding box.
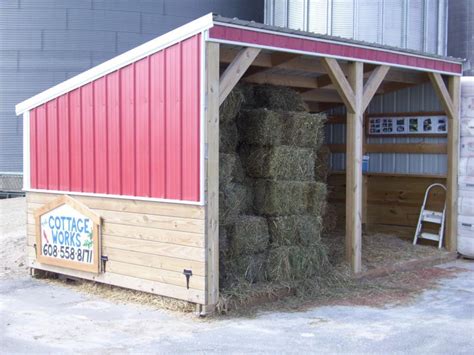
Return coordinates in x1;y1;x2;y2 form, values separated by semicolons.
413;183;447;249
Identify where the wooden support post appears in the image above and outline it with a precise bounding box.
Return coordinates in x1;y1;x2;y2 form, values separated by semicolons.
447;76;460;251
205;42;220;308
219;47;260;105
428;73;460;252
346;61;364;273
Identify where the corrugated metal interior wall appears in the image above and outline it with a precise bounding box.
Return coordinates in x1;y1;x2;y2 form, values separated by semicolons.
0;0;264;174
29;34;202;202
326;82;447;176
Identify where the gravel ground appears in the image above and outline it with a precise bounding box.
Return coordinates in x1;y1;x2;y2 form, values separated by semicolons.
0;197;28;279
1;196;473;353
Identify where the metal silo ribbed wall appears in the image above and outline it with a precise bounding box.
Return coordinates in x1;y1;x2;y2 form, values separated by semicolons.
0;0;263;184
265;0;447;54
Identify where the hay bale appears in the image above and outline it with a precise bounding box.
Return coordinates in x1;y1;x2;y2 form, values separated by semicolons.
253;84;308;112
281;112;327;149
219;183;254;225
253;180;309;216
219;226;230;253
220;121;239;153
230;215;270;255
322;203;338;235
268;215;322;246
239;110;326;149
306;182;328;215
220;88;244;124
267;243;329;282
315;145;331;182
226;253;268;283
239;84;256;108
238;109;283;146
242;145;315;181
220;153;245;184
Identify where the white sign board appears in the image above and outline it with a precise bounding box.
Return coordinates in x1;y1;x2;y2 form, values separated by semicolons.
368;115;447;136
35;195;101;273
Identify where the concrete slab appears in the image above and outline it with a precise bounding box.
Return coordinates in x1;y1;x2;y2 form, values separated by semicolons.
1;260;473;353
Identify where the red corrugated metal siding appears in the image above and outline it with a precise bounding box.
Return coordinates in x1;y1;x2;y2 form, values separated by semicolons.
29;34;201;202
209;25;463;75
58;95;70;191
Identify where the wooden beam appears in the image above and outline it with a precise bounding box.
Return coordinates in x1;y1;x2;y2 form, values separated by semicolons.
205;42;220;309
244;72;318;89
446;76;460;252
301;89;343;103
270;52;300;66
221;47;427;85
219;47;260;105
362;65;390;111
322;58;356;113
328;143;447;154
428;73;456;120
220;47;327;73
345;61;364;273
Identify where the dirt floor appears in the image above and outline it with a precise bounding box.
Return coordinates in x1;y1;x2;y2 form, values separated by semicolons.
323;230;453;273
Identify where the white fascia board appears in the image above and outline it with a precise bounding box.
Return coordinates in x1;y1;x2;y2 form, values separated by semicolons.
15;13;214;116
23;111;30;191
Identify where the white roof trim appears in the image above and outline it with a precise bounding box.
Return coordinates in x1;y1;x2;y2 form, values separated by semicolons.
15;13;214;116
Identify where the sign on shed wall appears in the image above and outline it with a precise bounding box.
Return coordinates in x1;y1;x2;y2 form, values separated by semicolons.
34;195;101;273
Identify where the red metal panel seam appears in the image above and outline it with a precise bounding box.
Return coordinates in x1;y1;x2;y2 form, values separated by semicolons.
105;77;109;194
45;104;49;189
180;41;184;199
67;92;72;191
53;98;59;190
133;62;137;196
118;70;122;195
164;51;167;197
66;93;71;190
79;90;83;192
147;56;152;196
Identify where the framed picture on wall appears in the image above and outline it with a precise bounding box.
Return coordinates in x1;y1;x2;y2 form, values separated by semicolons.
366;112;448;137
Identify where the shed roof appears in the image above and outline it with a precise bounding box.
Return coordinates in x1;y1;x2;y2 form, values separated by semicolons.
213;15;464;63
16;12;464;115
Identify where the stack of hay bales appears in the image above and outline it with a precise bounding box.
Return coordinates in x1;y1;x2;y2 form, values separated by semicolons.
219;84;331;288
239;106;328;283
219;89;270;287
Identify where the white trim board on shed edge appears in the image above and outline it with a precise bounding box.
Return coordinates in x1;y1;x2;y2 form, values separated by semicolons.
15;13;214;116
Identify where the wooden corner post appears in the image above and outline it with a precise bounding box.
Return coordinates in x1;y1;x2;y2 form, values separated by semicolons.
428;73;460;252
346;62;364;273
205;41;220;309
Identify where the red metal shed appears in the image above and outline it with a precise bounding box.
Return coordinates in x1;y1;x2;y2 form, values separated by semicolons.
16;13;463;312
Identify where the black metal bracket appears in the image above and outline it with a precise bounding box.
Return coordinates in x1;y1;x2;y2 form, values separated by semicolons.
101;255;109;272
33;243;37;257
183;269;193;289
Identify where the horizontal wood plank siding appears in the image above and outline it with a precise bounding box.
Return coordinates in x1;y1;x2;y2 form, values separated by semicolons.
328;173;446;236
26;192;206;304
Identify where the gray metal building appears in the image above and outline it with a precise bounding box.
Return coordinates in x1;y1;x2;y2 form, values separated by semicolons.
447;0;473;75
0;0;264;190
